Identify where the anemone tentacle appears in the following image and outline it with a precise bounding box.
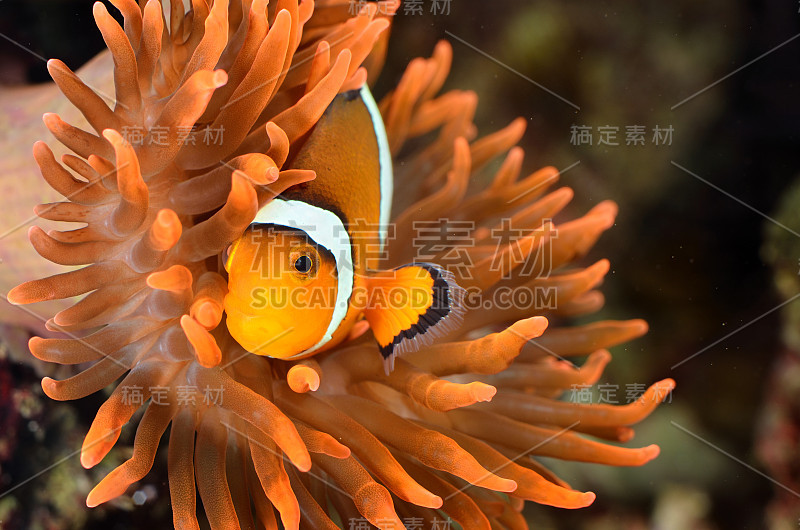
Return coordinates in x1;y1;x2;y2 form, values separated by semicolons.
11;1;671;528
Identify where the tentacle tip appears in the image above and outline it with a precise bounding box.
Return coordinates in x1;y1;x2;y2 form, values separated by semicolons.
42;113;57;125
514;315;548;339
31;140;48;155
80;452;99;469
580;491;596;507
473;382;496;402
428;495;444;509
144;275;158;290
46;318;68;333
499;478;518;493
593;349;612;363
347;320;370;342
92;1;108;16
155;207;179;223
631;318;649;335
294;457;312;473
28;225;44;241
435;39;451;52
85;490;103;509
531;315;549;326
643;444;660;462
336;47;353;64
194;301;221;329
211;70;228;87
598;214;616;230
598;199;620;213
180;315;222;367
617;427;636;443
6;286;23;305
660;378;677;391
510;116;528;131
373;17;391;32
102;128;122;143
52;311;69;326
286;443;312;472
198;355;220;369
558;185;575;199
288;374;318;394
463;90;479;105
41;376;57;397
595;258;611;273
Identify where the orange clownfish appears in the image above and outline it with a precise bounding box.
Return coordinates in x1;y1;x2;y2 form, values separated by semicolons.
223;84;464;371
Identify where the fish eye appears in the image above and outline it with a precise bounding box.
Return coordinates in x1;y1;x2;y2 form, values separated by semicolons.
293;255;313;274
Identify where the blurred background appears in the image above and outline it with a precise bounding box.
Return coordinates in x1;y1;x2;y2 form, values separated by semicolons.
1;0;800;528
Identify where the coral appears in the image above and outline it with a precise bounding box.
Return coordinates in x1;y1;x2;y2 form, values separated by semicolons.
8;0;673;528
0;328;96;529
758;177;800;527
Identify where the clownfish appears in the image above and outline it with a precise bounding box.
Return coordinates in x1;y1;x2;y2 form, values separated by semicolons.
223;84;464;371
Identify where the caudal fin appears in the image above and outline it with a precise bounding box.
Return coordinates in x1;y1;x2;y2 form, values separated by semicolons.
364;263;465;372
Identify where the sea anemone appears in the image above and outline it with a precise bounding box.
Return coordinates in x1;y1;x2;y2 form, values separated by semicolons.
8;0;674;528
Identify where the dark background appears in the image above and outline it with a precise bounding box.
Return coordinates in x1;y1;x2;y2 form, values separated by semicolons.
1;0;799;528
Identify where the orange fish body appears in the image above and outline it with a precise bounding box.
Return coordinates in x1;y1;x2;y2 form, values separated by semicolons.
224;85;463;369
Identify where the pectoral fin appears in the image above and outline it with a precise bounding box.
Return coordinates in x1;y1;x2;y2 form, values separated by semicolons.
364;263;465;372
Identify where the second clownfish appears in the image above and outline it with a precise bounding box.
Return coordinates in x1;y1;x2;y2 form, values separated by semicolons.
223;84;464;371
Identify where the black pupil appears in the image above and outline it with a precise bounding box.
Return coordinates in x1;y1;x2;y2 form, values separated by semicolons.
294;255;312;273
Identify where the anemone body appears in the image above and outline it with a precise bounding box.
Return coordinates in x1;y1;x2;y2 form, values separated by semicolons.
8;1;673;528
